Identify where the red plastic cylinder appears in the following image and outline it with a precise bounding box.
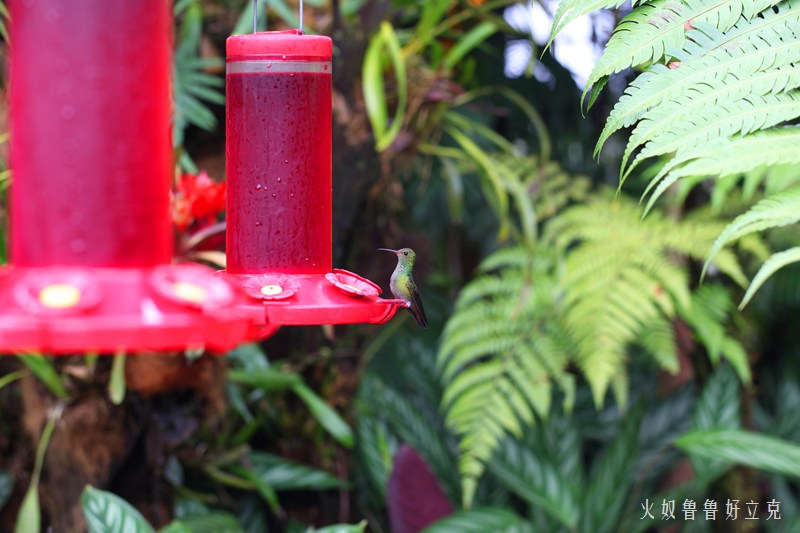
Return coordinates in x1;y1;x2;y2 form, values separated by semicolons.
9;0;173;268
225;30;332;275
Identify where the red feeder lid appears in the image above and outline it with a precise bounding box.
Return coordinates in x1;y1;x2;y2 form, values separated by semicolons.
227;30;332;60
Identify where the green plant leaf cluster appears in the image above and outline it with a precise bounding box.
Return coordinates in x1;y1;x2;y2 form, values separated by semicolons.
555;0;800;301
173;0;225;172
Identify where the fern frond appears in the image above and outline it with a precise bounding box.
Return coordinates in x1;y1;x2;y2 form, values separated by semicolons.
705;186;800;268
584;0;781;101
622;65;800;177
549;0;637;49
438;247;571;508
741;246;800;306
544;196;741;402
698;186;800;303
628;92;800;175
644;127;800;212
637;320;680;373
597;2;800;153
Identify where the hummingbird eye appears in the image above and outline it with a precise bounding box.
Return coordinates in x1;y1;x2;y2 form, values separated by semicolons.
404;252;409;256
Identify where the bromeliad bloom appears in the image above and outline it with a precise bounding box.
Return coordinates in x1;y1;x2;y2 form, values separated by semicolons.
172;171;227;231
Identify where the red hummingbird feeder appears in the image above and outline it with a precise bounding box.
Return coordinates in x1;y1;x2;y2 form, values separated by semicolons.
0;0;255;353
221;8;403;330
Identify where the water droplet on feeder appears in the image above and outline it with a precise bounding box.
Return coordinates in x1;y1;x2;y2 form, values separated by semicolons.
290;193;295;198
281;55;287;60
277;177;282;183
255;221;262;227
255;184;262;190
271;193;276;198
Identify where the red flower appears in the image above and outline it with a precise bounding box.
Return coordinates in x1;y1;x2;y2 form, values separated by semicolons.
172;171;227;231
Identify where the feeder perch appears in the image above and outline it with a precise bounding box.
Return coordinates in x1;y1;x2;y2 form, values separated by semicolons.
0;0;256;353
222;30;404;328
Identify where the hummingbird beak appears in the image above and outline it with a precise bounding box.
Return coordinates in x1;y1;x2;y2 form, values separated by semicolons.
378;248;400;254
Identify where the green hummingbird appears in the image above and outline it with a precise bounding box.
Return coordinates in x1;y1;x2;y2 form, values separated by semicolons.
379;247;428;328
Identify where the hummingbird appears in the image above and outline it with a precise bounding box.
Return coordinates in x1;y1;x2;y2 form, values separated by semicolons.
379;247;428;328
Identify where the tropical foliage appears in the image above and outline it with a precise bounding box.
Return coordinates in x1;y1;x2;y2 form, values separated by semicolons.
2;0;800;531
559;0;800;300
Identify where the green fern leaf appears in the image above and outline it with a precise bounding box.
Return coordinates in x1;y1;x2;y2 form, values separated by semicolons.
741;246;800;307
705;186;800;272
549;0;636;49
546;196;748;402
636;319;680;373
644;127;800;213
438;247;571;507
598;3;800;153
585;0;781;101
623;65;800;177
628;91;800;174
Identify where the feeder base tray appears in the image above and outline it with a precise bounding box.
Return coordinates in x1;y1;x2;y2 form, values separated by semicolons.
220;269;404;326
0;264;260;354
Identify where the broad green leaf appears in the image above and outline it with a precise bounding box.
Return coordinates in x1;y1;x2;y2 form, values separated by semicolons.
227;343;270;372
376;23;407;151
579;408;642;533
362;32;388;144
158;522;193;533
248;451;345;491
311;521;368;533
488;437;579;527
226;465;281;515
16;354;68;399
422;507;530;533
228;368;300;391
179;512;244;533
0;370;25;392
15;489;40;533
109;350;126;405
355;414;394;500
442;21;497;70
16;406;61;533
82;486;155;533
690;365;740;484
236;494;269;533
231;0;265;35
292;382;354;448
675;428;800;479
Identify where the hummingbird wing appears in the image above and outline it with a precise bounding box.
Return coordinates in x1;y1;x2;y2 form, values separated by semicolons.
404;277;428;328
